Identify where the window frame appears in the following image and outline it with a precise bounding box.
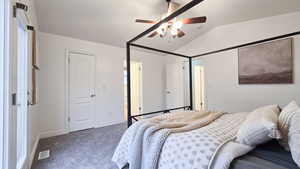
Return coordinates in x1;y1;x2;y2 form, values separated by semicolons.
1;0;9;169
0;0;5;165
15;7;29;169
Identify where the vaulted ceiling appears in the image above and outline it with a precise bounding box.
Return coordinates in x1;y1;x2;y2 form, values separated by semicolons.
35;0;300;51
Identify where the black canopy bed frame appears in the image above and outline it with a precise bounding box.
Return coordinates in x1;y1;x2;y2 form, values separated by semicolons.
126;0;300;127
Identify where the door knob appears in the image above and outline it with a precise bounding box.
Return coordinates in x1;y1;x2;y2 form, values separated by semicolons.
90;94;96;98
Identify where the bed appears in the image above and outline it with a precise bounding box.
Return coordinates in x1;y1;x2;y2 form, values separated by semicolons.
113;111;251;169
230;139;300;169
113;108;299;169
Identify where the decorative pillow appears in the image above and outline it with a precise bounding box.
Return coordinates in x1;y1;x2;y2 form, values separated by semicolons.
289;109;300;167
236;105;281;146
278;101;299;150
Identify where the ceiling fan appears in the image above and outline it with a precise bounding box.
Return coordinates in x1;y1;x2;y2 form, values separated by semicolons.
135;0;207;38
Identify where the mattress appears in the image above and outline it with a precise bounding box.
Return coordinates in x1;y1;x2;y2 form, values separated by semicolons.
230;140;299;169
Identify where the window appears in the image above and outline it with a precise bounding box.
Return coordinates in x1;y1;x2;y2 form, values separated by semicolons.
16;11;28;169
0;0;6;167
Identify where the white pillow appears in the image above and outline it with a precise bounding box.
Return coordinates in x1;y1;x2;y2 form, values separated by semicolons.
278;101;299;150
289;109;300;167
236;105;281;146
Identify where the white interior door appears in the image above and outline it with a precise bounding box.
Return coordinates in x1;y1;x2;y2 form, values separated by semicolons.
68;52;95;132
166;63;185;109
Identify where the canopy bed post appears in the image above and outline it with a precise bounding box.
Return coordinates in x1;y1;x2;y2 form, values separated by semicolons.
125;0;300;128
117;0;300;167
126;43;132;127
189;57;193;110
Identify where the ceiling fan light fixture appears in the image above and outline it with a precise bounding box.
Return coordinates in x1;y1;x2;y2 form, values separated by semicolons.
157;22;168;36
135;0;207;39
170;28;178;36
173;21;183;29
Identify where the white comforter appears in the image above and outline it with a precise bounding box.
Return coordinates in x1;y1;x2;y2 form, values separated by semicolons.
112;111;253;169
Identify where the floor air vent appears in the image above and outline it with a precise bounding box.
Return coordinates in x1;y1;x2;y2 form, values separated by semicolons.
38;150;50;160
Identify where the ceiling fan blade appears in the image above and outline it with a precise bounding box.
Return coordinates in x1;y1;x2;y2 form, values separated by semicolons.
181;16;207;24
167;2;181;15
177;29;185;38
148;31;158;38
135;19;156;24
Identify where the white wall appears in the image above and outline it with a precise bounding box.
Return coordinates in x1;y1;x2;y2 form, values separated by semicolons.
177;12;300;112
38;32;166;138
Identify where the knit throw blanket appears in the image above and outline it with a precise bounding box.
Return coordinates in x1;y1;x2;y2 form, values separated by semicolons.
112;110;226;169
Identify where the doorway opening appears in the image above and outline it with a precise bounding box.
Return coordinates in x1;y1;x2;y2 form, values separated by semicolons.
193;65;205;111
124;61;143;120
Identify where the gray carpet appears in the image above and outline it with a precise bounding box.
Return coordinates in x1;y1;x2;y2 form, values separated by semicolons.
31;123;127;169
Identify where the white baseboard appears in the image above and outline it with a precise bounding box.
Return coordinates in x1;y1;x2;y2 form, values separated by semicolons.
39;120;125;139
95;120;126;129
39;129;68;139
29;135;40;168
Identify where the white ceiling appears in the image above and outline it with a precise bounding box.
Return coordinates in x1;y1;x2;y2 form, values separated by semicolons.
34;0;300;51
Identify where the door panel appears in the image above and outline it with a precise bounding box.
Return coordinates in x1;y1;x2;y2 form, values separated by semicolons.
166;63;185;109
69;53;95;132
